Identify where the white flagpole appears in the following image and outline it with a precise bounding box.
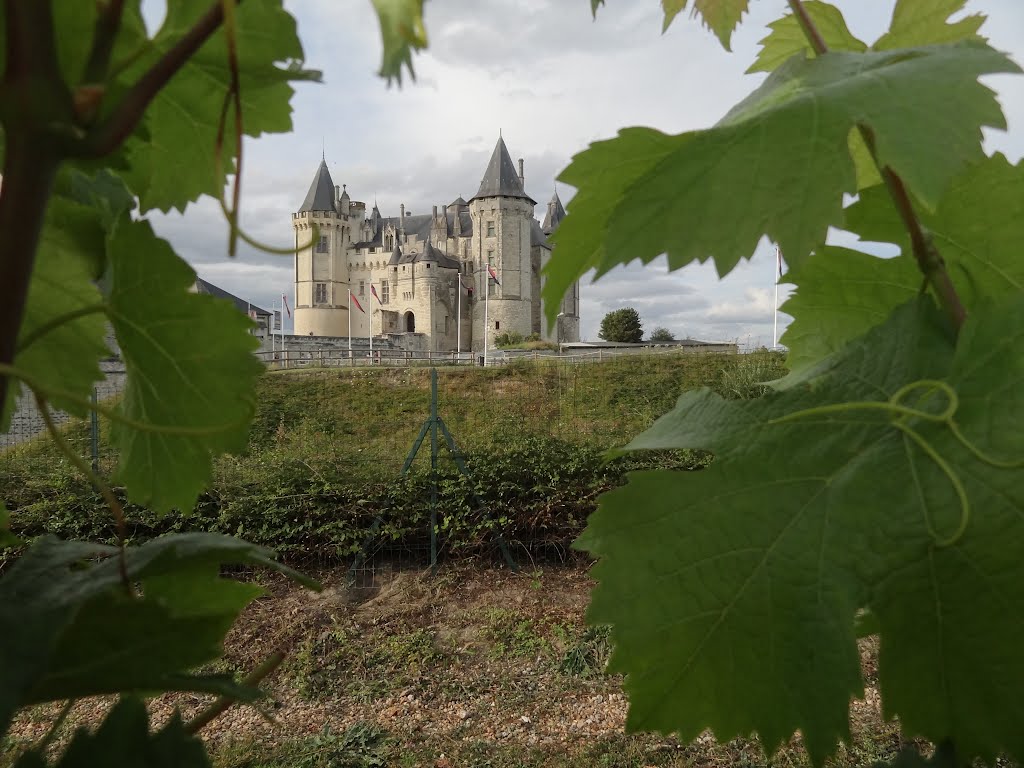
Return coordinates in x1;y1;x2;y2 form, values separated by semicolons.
773;245;782;348
457;276;462;358
369;304;373;361
483;271;489;367
347;288;353;363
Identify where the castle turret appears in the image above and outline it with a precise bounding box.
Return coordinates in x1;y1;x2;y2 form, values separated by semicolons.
468;136;536;350
535;189;579;344
292;159;349;337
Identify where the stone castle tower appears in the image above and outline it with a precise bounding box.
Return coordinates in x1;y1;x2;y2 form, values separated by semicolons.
290;137;580;351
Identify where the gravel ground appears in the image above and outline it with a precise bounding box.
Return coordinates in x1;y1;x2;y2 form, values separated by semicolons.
7;563;902;767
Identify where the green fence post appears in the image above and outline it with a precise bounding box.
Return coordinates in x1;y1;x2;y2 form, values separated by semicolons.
90;388;99;473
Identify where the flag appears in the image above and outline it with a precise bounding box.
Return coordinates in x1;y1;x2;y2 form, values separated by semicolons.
282;294;291;318
776;246;783;280
459;275;473;295
273;310;281;331
371;284;383;305
351;293;365;314
487;264;501;286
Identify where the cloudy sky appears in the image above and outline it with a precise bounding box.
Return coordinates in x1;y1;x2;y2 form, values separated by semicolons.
149;0;1024;346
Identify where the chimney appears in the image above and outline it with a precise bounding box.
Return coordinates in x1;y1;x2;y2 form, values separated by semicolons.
518;158;525;186
399;203;405;238
334;184;340;203
433;205;438;219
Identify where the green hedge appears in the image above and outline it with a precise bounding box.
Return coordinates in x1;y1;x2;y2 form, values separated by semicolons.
1;435;710;567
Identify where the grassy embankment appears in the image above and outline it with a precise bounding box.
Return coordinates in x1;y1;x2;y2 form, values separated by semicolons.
1;352;785;564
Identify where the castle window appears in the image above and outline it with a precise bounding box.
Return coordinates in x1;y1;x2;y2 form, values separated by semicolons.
358;279;365;296
495;321;500;330
315;235;328;253
486;221;495;237
314;283;328;305
381;281;389;304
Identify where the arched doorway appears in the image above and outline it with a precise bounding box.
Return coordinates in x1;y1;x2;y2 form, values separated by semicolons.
404;311;415;332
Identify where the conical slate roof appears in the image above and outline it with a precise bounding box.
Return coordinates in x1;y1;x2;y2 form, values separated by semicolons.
298;160;337;213
541;190;567;235
470;137;535;204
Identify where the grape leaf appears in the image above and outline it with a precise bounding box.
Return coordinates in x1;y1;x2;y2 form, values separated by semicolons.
52;3;148;86
579;298;1024;764
748;1;866;73
2;196;110;431
371;0;428;84
17;698;210;768
779;246;920;376
0;533;315;731
104;220;263;513
845;154;1024;309
115;0;308;212
781;154;1024;376
874;0;985;50
544;42;1016;325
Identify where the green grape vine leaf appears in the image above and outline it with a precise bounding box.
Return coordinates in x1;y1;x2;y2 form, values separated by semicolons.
593;0;750;50
0;534;316;733
2;195;110;429
782;154;1024;376
578;298;1024;765
544;41;1017;325
105;220;264;513
0;503;16;548
778;246;920;377
371;0;428;84
873;0;986;50
748;1;866;73
111;0;311;212
12;698;209;768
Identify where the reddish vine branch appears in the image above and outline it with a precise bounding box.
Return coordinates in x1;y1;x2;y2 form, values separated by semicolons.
786;0;968;332
82;0;234;156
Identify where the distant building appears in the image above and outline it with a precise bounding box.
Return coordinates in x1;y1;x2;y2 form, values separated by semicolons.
192;277;271;342
290;136;581;351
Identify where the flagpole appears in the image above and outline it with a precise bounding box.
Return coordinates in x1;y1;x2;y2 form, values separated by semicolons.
348;288;353;364
369;303;373;361
457;276;462;358
483;270;489;367
773;245;781;348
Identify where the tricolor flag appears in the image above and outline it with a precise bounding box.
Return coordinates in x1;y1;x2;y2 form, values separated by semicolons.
282;293;292;318
776;246;784;280
487;264;501;286
371;284;383;305
351;293;365;314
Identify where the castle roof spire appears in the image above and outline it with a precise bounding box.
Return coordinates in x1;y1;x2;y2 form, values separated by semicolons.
298;158;336;213
541;188;567;235
470;135;535;204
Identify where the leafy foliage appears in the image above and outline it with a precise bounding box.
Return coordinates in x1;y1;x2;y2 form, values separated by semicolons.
648;327;675;342
371;0;429;84
598;308;643;343
556;2;1024;767
543;40;1018;324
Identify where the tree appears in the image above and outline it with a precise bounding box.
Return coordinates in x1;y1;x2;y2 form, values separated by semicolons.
598;308;643;342
649;327;675;342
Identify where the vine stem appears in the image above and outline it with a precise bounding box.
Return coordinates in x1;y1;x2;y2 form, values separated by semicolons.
785;0;968;333
82;0;240;156
184;651;286;734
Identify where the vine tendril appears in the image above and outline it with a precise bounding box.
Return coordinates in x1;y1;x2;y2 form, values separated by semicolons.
767;378;1022;547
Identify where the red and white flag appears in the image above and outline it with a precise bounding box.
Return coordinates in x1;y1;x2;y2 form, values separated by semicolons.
487;264;501;286
351;293;365;314
282;294;292;318
370;284;383;305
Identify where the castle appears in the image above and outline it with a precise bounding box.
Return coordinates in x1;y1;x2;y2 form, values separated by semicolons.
290;137;580;351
